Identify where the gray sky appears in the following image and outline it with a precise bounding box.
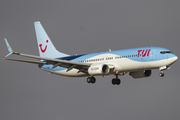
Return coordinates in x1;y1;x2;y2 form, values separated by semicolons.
1;0;180;120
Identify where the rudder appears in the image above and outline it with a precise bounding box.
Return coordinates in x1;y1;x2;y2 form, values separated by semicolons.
34;21;69;58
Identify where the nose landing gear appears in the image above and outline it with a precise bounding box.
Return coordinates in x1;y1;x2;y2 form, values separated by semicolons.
159;71;165;77
159;66;169;77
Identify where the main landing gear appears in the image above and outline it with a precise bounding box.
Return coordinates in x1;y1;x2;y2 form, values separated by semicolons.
112;74;121;85
86;73;122;85
87;76;96;84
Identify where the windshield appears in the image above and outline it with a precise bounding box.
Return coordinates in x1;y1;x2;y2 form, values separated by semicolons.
160;51;173;54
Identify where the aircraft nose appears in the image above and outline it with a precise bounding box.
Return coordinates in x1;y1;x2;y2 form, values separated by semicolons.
168;55;178;65
174;56;178;62
172;55;178;63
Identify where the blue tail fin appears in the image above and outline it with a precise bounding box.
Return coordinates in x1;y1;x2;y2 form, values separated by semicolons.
34;21;69;58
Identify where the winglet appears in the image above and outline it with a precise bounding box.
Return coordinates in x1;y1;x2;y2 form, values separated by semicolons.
4;38;13;53
3;38;14;58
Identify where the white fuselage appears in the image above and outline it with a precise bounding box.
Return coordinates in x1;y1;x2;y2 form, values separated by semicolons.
39;50;178;77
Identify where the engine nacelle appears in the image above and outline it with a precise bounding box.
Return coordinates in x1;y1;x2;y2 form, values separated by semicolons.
129;70;151;79
88;64;110;75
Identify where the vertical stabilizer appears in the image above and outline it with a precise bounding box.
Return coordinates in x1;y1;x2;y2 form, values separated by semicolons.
34;21;69;58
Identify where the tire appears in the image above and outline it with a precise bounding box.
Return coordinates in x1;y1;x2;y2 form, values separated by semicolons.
159;72;164;77
91;77;96;84
116;79;121;85
112;79;116;85
87;77;91;83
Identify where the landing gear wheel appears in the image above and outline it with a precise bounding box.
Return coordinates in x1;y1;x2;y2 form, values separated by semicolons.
116;79;121;85
112;78;121;85
112;78;116;85
91;77;96;84
159;72;164;77
87;77;91;83
86;76;96;84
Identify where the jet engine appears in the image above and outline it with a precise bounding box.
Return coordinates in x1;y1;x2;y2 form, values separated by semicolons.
129;70;151;79
88;64;110;75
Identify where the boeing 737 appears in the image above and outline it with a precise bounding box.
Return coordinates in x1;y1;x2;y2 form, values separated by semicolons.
3;21;178;85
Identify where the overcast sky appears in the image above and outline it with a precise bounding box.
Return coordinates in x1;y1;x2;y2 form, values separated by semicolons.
1;0;180;120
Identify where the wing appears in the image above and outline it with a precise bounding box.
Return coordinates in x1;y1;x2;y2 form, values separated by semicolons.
4;58;46;64
3;38;91;73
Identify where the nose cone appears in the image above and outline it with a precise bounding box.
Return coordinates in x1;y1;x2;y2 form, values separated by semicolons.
174;56;178;62
167;54;178;66
171;55;178;64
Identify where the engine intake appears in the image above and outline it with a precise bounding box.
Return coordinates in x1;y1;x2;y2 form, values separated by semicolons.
88;64;110;75
129;70;151;79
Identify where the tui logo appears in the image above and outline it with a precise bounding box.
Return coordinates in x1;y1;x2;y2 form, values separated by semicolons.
39;40;48;53
137;49;151;57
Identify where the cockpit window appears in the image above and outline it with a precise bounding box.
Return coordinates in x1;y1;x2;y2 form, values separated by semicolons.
160;51;173;54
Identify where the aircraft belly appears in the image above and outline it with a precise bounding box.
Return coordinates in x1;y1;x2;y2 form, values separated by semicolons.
39;57;176;77
40;68;88;77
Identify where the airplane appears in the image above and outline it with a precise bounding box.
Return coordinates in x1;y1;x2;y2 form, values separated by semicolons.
3;21;178;85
